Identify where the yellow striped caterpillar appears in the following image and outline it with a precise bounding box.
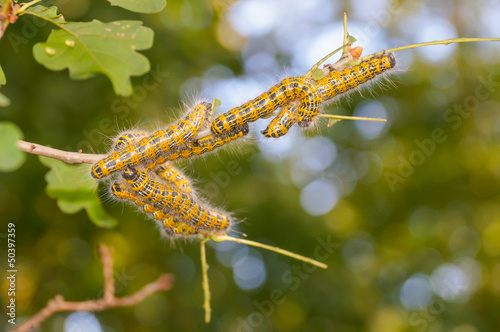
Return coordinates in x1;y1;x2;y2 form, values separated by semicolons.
316;52;396;102
210;77;321;135
155;163;192;193
109;130;196;191
212;52;396;138
122;166;230;232
111;181;199;236
260;105;297;138
146;123;250;166
110;129;199;235
91;102;212;179
114;131;149;151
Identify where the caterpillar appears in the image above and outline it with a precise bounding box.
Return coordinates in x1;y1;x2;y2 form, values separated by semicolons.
144;123;250;167
210;53;395;138
91;102;212;179
111;181;199;236
114;131;149;151
155;163;192;193
111;130;194;192
260;105;297;138
260;52;396;137
122;166;230;232
317;52;396;102
210;77;320;135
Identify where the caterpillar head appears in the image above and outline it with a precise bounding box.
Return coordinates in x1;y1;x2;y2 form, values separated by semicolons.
122;166;139;182
386;53;396;68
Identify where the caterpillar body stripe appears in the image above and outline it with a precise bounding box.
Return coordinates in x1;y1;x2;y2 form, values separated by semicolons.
122;167;230;231
91;102;211;179
155;163;192;193
145;123;249;167
111;181;198;236
210;77;320;135
114;131;149;151
317;52;396;102
261;105;297;138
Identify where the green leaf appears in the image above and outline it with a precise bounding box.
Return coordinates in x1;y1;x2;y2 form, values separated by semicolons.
0;65;6;85
327;118;341;127
348;34;357;43
0;93;10;107
107;0;166;13
27;6;154;96
312;68;325;80
0;65;9;107
39;156;117;228
0;122;26;171
23;5;66;24
211;97;222;118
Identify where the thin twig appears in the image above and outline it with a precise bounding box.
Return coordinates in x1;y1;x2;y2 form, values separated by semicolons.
17;140;106;164
211;235;328;269
318;114;387;122
11;244;174;332
99;245;115;303
200;239;211;323
383;37;500;54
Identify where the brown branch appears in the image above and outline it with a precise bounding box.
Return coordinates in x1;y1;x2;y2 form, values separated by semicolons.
11;244;174;332
17;140;106;164
99;245;115;303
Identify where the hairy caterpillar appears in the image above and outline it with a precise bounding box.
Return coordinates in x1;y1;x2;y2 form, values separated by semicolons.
111;181;199;236
114;131;149;151
122;167;230;232
112;130;193;192
210;77;320;135
144;123;250;167
212;52;396;138
91;102;212;179
155;163;193;193
110;130;199;235
260;105;297;138
317;52;396;102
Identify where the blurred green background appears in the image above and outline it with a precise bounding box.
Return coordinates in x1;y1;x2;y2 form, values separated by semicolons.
1;0;500;331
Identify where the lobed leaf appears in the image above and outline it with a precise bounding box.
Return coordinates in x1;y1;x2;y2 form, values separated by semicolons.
0;122;26;171
107;0;166;14
27;6;154;96
39;156;117;228
24;5;66;24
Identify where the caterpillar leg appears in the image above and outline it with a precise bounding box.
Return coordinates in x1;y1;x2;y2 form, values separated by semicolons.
261;105;297;138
